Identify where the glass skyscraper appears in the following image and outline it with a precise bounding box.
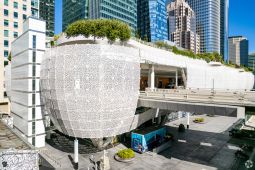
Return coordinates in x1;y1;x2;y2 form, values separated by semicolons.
220;0;229;61
185;0;221;54
62;0;137;32
40;0;55;37
167;0;228;59
137;0;168;42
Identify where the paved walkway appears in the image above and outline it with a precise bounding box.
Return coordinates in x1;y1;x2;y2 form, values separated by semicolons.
40;115;240;170
105;115;239;170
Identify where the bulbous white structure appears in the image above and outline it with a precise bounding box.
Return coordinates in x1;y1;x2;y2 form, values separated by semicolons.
40;37;140;138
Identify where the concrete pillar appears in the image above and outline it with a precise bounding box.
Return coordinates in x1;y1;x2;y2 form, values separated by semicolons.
74;138;79;163
148;65;155;90
46;131;51;140
187;112;190;129
237;107;245;119
155;108;161;124
148;69;151;88
175;69;178;88
155;108;159;118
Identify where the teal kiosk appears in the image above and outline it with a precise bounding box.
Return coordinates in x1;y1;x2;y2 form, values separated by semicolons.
131;126;166;153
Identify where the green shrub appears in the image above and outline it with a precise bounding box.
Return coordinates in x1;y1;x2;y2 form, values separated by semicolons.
117;149;135;159
153;41;252;72
194;117;204;123
65;19;131;42
178;124;185;132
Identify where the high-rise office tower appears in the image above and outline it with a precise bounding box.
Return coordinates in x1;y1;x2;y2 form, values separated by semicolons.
137;0;168;42
220;0;229;61
168;0;228;59
248;53;255;72
0;0;39;113
167;0;200;54
62;0;137;32
228;36;249;67
40;0;55;37
184;0;220;54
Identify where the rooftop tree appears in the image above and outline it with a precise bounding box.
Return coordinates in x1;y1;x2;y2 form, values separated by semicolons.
65;19;131;42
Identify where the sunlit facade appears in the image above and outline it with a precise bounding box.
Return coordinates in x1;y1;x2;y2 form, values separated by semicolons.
62;0;137;32
137;0;168;42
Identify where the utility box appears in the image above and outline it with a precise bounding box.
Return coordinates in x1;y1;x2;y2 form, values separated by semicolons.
131;126;166;153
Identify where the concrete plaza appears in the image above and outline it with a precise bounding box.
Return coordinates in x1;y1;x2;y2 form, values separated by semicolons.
40;115;241;170
105;115;239;170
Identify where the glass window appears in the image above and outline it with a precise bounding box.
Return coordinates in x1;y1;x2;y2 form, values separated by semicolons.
14;12;18;18
4;51;9;58
14;22;18;28
32;137;35;146
23;14;27;20
4;9;9;16
4;30;9;37
14;2;18;8
4;40;9;47
4;0;8;6
32;122;35;134
4;20;9;26
23;4;27;11
32;79;36;90
13;32;18;38
32;64;36;76
33;51;36;62
32;93;35;105
33;35;36;48
32;108;35;119
32;9;38;17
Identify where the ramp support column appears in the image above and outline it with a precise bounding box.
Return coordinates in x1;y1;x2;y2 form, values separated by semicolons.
175;69;178;88
148;65;155;90
74;138;79;164
187;112;190;129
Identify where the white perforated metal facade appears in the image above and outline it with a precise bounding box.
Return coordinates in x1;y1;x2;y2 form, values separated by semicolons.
40;44;140;138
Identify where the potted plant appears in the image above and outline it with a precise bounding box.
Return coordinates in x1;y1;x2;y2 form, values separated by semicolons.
193;117;205;123
114;148;135;162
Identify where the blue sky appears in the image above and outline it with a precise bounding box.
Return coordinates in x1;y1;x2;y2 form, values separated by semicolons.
55;0;255;53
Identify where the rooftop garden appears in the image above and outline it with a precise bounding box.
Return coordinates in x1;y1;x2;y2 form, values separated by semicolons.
60;19;252;72
65;19;131;42
153;41;253;72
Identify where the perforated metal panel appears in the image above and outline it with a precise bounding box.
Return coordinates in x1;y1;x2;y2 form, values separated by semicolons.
40;44;140;138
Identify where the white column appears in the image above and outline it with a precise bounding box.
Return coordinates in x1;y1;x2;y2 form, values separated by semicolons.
74;138;79;163
175;69;178;88
150;65;155;90
148;68;151;88
187;112;190;129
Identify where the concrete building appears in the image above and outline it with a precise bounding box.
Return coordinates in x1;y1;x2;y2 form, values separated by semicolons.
62;0;137;32
137;0;168;42
11;17;46;147
228;36;249;66
167;0;200;54
0;0;39;114
40;0;55;37
248;53;255;72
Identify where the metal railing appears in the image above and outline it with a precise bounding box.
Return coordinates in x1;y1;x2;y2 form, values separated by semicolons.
140;88;255;106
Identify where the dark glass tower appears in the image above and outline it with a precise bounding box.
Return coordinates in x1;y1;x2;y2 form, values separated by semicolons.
137;0;168;42
220;0;229;61
62;0;137;32
40;0;55;37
